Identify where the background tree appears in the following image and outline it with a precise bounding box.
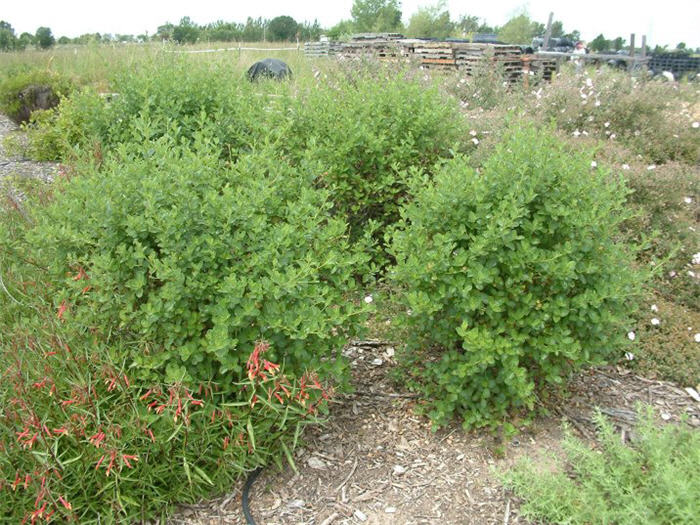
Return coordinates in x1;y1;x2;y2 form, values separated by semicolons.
35;27;55;49
298;20;322;42
497;14;543;44
241;17;265;42
172;17;200;44
0;21;17;51
351;0;402;33
327;19;355;40
550;20;564;38
155;23;175;41
612;36;626;51
267;15;298;41
17;32;34;49
590;33;610;52
675;42;686;50
406;1;453;39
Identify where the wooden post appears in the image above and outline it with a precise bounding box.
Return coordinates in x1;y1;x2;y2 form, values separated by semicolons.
543;12;554;50
628;33;635;72
641;35;646;58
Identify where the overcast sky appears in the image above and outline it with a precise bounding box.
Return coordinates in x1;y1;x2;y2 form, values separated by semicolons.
2;1;698;48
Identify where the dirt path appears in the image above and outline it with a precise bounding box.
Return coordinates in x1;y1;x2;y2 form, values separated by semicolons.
1;114;697;525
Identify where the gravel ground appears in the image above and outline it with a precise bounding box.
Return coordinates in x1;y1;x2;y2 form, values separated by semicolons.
0;114;59;184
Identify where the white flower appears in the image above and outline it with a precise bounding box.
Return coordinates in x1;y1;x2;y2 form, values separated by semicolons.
590;161;597;168
622;164;630;170
627;331;636;341
694;333;700;343
585;78;593;87
604;122;610;128
594;100;601;107
572;130;581;137
684;197;693;204
469;130;477;136
625;352;635;360
692;252;700;265
610;133;617;139
651;318;660;326
582;130;589;136
689;271;697;278
647;165;656;170
651;304;658;312
693;122;699;128
364;295;373;304
471;137;479;145
669;270;677;277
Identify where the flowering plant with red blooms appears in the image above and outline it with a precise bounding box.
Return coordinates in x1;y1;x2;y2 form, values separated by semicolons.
0;246;334;524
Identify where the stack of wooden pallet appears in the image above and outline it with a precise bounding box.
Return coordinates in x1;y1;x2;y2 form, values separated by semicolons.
454;44;523;81
410;41;456;70
338;40;402;59
524;56;558;81
304;41;343;57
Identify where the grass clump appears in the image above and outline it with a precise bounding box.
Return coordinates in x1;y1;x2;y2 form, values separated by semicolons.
502;407;700;524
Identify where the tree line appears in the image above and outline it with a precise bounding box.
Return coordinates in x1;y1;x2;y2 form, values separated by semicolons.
1;1;696;52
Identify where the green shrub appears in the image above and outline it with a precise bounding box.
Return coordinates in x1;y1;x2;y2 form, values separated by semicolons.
502;407;700;524
0;66;73;125
21;56;282;162
284;62;467;250
387;124;639;428
26;136;370;387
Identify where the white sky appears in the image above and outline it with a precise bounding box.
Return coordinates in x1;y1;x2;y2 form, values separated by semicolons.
2;1;698;48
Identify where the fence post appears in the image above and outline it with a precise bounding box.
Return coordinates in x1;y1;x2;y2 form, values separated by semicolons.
628;33;636;73
543;12;553;50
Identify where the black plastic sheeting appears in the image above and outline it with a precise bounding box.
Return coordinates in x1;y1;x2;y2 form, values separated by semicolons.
246;58;292;81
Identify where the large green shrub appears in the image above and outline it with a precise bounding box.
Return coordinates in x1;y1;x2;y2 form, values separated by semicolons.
27;136;369;386
387;125;639;428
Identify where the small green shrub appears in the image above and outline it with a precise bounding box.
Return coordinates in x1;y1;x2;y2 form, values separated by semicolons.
26;137;370;387
387;124;639;428
284;62;467;251
502;407;700;524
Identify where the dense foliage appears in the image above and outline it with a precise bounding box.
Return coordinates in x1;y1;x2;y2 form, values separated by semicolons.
387;125;638;428
285;63;467;257
27;138;369;386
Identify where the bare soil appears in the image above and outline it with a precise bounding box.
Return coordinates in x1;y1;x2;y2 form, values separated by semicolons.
2;113;698;525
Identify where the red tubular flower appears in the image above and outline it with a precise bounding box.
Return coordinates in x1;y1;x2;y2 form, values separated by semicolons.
58;496;72;510
95;455;105;470
121;454;138;469
56;301;68;321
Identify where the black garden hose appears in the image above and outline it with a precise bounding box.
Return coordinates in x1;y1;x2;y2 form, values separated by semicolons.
242;467;264;525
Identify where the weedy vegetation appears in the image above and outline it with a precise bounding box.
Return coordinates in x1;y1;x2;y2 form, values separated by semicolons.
0;43;698;522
